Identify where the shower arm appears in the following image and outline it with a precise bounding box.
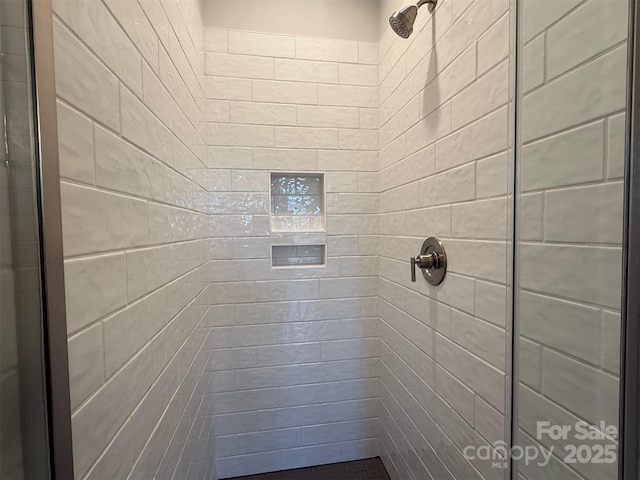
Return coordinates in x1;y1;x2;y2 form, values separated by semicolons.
416;0;437;13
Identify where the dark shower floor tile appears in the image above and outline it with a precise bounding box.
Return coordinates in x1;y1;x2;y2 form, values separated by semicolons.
229;457;391;480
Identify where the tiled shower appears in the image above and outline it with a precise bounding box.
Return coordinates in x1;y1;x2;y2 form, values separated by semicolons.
0;0;630;479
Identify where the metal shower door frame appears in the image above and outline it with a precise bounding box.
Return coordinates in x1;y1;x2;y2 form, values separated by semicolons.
28;0;74;477
621;0;640;478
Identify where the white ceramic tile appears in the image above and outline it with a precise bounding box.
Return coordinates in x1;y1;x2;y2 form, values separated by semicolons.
253;148;319;170
379;97;420;149
406;104;453;156
338;129;378;150
256;343;321;367
522;120;605;191
275;127;338;149
84;420;133;480
206;146;253;169
318;150;377;172
542;349;619;426
419;163;475;208
359;109;378;130
103;0;158;72
544;182;624;244
64;253;127;332
452;198;508;240
339;63;378;86
520;291;601;365
450;310;506;370
253;80;318;105
297;105;360;129
207;123;274;147
139;0;170;46
452;60;509;130
446;239;507;284
71;349;154;476
204;28;227;52
215;412;258;435
477;13;509;75
520;243;622;309
217;428;301;457
476;152;508;199
320;338;378;361
522;44;627;142
205;99;230;122
211;347;257;370
206;75;252;100
228;31;295;58
522;0;582;42
60;182;148;256
125;245;175;301
53;18;120;130
435;106;508;171
523;34;545;93
608;113;626;180
232;170;269;192
358;42;378;65
318;84;377;108
53;0;142;95
295;37;358;63
275;58;339;83
216;451;280;478
475;281;507;328
55;3;216;478
229;101;297;126
213;388;280;415
67;324;104;410
603;311;621;373
56;101;95;184
120;87;173;165
94;125;165;201
205;52;274;79
547;0;628;79
436;334;505;412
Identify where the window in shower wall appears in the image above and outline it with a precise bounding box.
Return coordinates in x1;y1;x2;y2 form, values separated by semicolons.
270;173;325;232
514;0;628;479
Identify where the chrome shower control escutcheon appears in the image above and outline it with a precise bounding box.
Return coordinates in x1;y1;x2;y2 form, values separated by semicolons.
410;236;447;285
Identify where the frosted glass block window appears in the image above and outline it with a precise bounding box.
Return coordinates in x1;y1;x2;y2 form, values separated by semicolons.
272;245;325;267
270;173;325;231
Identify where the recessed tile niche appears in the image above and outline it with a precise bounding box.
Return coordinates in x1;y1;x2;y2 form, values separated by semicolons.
271;244;325;267
270;173;326;267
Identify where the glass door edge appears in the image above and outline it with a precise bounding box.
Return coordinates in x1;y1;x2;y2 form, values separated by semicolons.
622;0;640;478
28;0;74;477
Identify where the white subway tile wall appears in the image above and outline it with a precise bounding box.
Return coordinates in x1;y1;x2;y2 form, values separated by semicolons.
53;0;216;478
197;26;380;478
376;1;511;479
516;1;626;479
52;0;627;479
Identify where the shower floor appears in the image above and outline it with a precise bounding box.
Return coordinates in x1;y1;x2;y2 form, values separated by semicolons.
229;457;390;480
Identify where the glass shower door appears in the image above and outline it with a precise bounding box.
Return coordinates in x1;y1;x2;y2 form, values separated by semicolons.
514;0;629;479
0;0;72;477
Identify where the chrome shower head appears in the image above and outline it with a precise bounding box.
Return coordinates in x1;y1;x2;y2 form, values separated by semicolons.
389;0;437;39
389;5;417;39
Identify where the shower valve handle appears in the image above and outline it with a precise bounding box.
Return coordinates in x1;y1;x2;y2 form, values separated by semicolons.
410;237;447;286
411;253;436;282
